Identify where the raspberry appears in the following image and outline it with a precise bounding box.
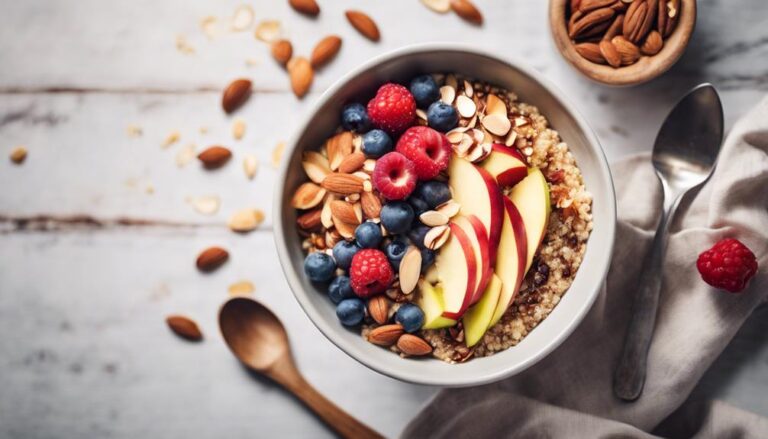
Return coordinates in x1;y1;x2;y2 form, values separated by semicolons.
372;152;418;200
349;249;393;298
367;83;416;135
395;126;452;180
696;238;758;293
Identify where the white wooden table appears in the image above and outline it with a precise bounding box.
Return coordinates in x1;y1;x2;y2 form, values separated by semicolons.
1;1;766;437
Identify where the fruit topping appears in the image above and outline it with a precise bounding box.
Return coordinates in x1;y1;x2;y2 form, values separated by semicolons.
395;126;452;180
372;152;418;200
380;201;416;234
336;298;366;326
367;83;416;134
304;251;337;283
362;129;394;158
409;75;440;109
349;249;394;297
395;303;425;333
332;240;360;270
385;238;410;270
328;275;355;304
426;101;459;132
341;103;371;132
413;180;452;209
354;221;383;248
697;238;758;293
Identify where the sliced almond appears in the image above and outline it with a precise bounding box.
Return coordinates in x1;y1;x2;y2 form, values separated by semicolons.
440;85;456;104
231;5;255;31
424;225;450;250
481;114;512;136
362;179;373;192
166;315;203;341
243;154;259;180
466;142;492;163
463;80;474;97
368;295;390;325
345;10;380;41
9;146;27;164
255;20;281;43
297;208;322;230
271;142;285;168
330;200;361;225
454;133;474;157
320;195;336;228
228;280;255;297
455;94;477;118
445;74;458;90
229;208;265;233
189;195;220;215
360;191;382;219
486;94;507;116
292;182;326;209
416;108;428;121
419;210;449;227
436;200;461;218
363;159;377;173
446;127;468;143
232;118;246;140
176;144;196;168
302;151;331;184
397;334;432;356
368;324;404;346
326;131;353;171
399;246;422;294
421;0;451;13
332;215;357;239
505;130;518;147
470;128;485;144
161;130;180;149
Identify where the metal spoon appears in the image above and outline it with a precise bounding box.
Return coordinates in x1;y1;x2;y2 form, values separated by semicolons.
613;84;724;401
219;297;384;438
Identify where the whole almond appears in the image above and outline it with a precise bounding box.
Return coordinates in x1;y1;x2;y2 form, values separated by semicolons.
222;78;251;113
360;191;382;219
368;324;404;346
321;173;364;195
311;35;342;68
623;0;656;43
659;0;679;37
368;296;390;325
289;0;320;16
599;40;622;68
397;334;433;356
166;315;203;341
338;152;366;174
603;14;625;40
612;35;641;65
292;183;326;210
450;0;483;25
9;146;27;164
196;246;229;272
271;39;293;66
345;10;380;41
288;57;313;98
575;42;606;64
569;7;615;39
296;208;322;230
641;30;663;55
330;200;361;225
197;146;232;169
332;217;357;239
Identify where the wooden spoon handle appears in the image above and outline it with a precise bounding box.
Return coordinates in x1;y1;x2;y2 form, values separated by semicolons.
270;357;384;439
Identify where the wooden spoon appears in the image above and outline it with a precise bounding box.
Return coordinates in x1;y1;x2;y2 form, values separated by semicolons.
219;297;383;439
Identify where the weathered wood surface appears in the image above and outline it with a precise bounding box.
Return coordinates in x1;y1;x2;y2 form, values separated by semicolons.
0;0;766;437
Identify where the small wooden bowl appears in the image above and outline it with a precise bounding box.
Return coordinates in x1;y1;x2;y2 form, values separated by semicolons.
549;0;696;86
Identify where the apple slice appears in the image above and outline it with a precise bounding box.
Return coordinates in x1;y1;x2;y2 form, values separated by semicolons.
417;279;457;329
434;222;477;320
509;167;551;272
480;144;528;187
463;274;503;347
488;197;527;327
448;155;505;269
452;215;492;304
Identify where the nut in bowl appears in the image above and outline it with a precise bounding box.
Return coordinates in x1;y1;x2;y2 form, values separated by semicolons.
274;44;616;386
550;0;697;86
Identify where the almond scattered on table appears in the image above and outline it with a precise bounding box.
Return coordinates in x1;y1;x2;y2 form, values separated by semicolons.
228;208;265;233
228;280;255;297
421;0;451;14
271;142;285;168
232;118;246;140
255;20;282;43
345;10;380;41
161;130;180;148
243;154;259;180
271;39;293;66
197;145;232;169
450;0;483;25
230;4;255;31
188;195;220;215
288;56;314;98
126;124;143;138
310;35;342;68
222;78;252;113
196;246;229;272
9;146;27;164
166;315;203;341
289;0;320;17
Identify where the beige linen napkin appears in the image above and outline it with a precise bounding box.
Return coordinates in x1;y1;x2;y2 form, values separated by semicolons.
403;96;768;438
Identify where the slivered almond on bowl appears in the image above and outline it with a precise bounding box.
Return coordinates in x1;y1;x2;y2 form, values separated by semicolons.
274;44;615;386
549;0;696;85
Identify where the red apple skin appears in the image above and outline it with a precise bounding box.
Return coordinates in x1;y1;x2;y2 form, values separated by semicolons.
441;223;478;320
503;197;528;304
475;165;505;270
491;143;525;161
466;215;492;304
496;167;528;187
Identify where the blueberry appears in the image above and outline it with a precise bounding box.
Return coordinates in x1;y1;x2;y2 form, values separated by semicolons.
413;181;451;208
395;303;425;333
420;248;435;272
304;252;336;282
385;238;409;270
409;225;431;250
341;103;371;132
336;298;366;326
408;196;429;217
362;129;393;159
333;240;360;270
409;75;440;109
328;276;355;304
354;222;383;249
427;101;459;132
380;202;415;235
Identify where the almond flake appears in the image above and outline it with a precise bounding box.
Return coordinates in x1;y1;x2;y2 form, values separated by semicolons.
362;180;372;192
436;200;460;218
292;183;326;209
505;130;518;147
200;16;220;39
421;0;450;13
161;130;180;148
454;134;474;157
126;124;143;138
255;20;281;43
243;154;259;180
440;86;456;104
175;34;195;54
445;74;458;90
363;159;376;173
471;128;485;144
352;135;363;151
189;195;220;215
271;142;285;168
176;144;196;167
456;95;476;118
232;118;246;140
466;142;492;163
446;128;468;143
523;147;533;156
231;5;255;31
486;94;507;116
302;151;330;184
419;210;449;227
424;225;450;250
228;280;255;297
481;114;511;136
352;171;370;181
245;58;260;67
416;109;428;120
514;117;528;127
463;80;474;97
321;195;336;228
228;208;265;232
399;246;422;294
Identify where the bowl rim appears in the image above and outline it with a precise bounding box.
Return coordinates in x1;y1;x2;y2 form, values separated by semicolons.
274;42;617;386
548;0;697;86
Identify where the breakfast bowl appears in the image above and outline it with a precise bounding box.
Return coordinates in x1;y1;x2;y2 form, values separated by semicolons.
274;43;616;387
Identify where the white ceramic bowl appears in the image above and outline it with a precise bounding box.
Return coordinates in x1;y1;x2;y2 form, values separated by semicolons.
274;43;616;387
